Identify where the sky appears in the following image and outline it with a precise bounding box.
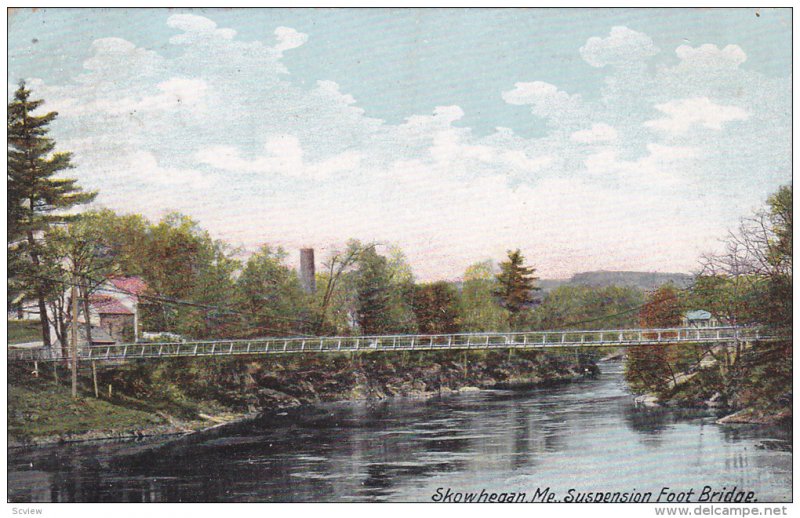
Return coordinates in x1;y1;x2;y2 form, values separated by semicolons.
8;8;792;281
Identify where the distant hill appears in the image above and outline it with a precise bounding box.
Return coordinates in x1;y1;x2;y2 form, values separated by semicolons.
539;271;693;292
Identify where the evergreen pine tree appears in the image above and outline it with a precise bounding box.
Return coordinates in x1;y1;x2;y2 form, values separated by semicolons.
8;82;96;347
494;249;539;328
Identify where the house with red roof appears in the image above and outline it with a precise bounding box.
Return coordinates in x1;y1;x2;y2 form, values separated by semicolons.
89;276;149;343
47;276;149;347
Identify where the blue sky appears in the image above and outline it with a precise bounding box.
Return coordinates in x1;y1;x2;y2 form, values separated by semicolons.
8;8;792;280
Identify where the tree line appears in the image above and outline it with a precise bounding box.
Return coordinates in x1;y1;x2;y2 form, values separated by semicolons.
7;81;791;387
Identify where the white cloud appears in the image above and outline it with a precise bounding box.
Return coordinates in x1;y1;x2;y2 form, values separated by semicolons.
32;76;209;118
272;27;308;56
402;105;465;134
500;150;553;172
644;97;749;135
79;38;165;86
501;81;583;123
644;143;697;161
196;135;361;181
571;123;618;143
128;151;218;189
580;26;658;68
151;77;208;109
167;14;237;45
314;79;356;105
109;77;209;114
675;43;747;70
582;143;698;190
502;81;572;106
426;127;552;174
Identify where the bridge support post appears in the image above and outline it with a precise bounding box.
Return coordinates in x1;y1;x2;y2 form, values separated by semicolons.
70;283;78;399
91;361;99;399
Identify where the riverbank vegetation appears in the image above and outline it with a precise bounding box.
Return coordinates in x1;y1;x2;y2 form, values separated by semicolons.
625;186;792;424
8;348;592;445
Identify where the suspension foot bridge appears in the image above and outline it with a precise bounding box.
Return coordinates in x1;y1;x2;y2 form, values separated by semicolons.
7;326;776;363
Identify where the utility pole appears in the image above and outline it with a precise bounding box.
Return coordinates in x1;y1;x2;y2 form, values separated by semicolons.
71;280;79;398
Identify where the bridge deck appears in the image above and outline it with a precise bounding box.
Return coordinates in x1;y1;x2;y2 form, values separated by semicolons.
7;326;773;363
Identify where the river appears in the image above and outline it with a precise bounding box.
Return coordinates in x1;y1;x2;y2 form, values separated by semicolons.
7;361;792;502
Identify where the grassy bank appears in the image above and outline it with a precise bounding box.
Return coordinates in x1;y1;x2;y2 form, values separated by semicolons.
7;362;232;446
8;320;42;344
9;371;162;439
8;348;593;445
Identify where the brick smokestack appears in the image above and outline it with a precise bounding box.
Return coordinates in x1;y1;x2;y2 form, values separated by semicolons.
299;248;316;294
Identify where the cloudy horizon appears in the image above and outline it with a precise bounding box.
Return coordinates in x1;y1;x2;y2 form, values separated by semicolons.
8;8;791;281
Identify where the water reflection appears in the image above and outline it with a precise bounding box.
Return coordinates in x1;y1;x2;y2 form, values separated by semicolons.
8;362;792;502
622;405;673;442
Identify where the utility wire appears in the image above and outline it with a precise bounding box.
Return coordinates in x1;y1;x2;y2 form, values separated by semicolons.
19;271;314;324
16;271;737;340
16;272;319;338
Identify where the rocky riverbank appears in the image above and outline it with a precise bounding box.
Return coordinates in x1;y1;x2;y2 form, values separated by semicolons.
8;348;594;447
630;366;792;427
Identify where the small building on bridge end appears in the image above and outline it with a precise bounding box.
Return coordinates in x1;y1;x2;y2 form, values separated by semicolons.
682;310;719;328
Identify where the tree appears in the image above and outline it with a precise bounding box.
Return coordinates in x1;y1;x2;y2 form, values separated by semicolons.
494;249;539;328
236;245;311;337
138;213;241;339
354;247;396;334
699;184;792;329
532;285;643;331
411;281;460;335
44;213;117;351
383;245;418;334
459;260;510;332
767;186;792;269
188;238;241;339
82;209;150;276
625;284;684;394
316;240;375;335
764;185;792;329
8;82;97;347
639;283;683;328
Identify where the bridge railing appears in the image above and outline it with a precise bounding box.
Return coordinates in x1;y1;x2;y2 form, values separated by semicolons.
7;326;769;362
